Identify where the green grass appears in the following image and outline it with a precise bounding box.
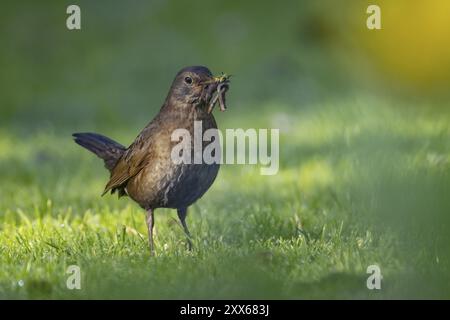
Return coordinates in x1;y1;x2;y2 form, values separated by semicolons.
1;0;450;300
1;99;449;299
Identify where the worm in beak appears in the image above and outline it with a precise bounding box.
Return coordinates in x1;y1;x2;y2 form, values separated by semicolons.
205;74;231;114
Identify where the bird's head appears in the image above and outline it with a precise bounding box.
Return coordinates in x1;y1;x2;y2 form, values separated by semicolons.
166;66;230;113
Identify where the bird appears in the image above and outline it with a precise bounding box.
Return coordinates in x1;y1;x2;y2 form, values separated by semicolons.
73;66;230;254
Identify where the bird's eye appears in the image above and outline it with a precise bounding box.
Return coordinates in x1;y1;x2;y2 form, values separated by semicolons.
184;76;193;85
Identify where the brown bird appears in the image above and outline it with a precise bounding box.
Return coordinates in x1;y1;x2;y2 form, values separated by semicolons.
73;66;230;254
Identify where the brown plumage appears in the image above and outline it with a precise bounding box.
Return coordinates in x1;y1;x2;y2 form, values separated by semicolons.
73;66;230;254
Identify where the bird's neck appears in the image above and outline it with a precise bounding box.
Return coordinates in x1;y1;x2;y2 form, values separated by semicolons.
162;97;210;119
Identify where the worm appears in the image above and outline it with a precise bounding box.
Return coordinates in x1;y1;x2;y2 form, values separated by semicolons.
207;92;220;113
206;76;230;113
218;83;227;111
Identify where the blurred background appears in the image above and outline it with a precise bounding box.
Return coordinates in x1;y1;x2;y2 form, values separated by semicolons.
2;0;450;129
0;0;449;299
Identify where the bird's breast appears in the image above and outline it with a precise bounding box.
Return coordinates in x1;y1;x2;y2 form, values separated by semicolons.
126;109;220;209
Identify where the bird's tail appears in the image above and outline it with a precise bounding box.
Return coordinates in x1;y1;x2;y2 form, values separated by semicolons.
72;132;126;171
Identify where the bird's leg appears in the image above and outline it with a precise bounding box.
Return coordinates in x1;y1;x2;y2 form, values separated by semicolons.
177;207;193;250
146;208;155;255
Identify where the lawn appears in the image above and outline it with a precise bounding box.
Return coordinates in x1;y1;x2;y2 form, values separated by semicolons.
1;0;450;300
1;98;449;299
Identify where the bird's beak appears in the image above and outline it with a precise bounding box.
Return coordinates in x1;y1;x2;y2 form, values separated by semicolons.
204;74;230;114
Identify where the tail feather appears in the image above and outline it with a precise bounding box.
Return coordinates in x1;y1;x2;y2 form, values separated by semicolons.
72;132;126;171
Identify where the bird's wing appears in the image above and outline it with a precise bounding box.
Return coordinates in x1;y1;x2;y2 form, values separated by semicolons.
102;128;152;196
